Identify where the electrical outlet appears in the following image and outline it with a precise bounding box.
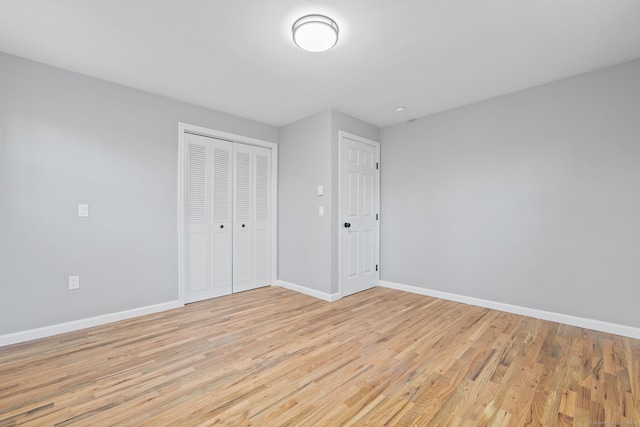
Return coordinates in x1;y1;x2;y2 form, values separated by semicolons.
68;276;80;290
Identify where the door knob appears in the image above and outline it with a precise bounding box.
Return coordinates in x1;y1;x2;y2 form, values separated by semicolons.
220;225;224;229
344;222;351;228
242;224;246;228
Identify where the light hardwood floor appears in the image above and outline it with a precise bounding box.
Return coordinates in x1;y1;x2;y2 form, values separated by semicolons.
0;287;638;426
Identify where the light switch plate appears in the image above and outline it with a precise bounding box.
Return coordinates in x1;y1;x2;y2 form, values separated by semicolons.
319;206;324;216
68;276;80;290
78;204;89;217
317;185;323;196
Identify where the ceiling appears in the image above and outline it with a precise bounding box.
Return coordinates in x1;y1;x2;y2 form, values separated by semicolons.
1;0;639;128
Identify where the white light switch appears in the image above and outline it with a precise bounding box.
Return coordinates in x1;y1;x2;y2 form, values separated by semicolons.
78;204;89;217
319;206;324;216
317;185;323;196
68;276;80;290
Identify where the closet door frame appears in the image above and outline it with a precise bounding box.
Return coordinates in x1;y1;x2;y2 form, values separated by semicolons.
177;122;278;305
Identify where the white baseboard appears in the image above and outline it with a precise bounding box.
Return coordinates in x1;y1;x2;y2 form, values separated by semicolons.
379;281;640;340
0;300;183;348
274;280;341;302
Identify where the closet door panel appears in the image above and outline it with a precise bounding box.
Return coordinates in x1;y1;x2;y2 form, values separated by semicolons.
253;227;270;283
186;231;209;301
253;147;271;285
184;133;273;300
232;144;272;292
233;144;254;291
233;224;253;289
210;140;233;296
185;135;211;303
210;229;232;297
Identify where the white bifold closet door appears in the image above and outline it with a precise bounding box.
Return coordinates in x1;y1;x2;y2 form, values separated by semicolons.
184;133;271;303
232;143;271;292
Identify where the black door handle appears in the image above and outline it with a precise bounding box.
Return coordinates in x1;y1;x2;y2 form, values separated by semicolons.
344;222;351;228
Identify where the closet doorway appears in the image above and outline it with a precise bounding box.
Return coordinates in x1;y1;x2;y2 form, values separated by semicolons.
178;123;277;304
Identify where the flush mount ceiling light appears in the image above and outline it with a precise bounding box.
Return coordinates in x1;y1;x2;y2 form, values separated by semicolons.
292;14;339;52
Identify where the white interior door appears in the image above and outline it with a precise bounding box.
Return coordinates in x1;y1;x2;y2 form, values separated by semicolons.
340;133;380;297
233;143;271;293
180;124;276;304
252;147;272;287
185;135;210;303
185;133;233;303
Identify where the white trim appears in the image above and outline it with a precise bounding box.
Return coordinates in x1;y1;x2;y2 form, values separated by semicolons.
338;131;381;298
379;280;640;339
274;280;341;302
0;300;183;348
177;124;186;304
270;144;278;287
179;122;278;150
177;123;278;304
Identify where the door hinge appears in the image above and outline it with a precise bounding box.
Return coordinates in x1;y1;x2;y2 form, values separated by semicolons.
376;213;379;220
376;162;379;170
376;264;378;272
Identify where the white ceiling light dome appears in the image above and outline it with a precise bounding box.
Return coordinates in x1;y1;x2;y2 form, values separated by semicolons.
292;14;339;52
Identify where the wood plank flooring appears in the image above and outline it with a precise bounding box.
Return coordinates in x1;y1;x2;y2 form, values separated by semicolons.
0;287;638;426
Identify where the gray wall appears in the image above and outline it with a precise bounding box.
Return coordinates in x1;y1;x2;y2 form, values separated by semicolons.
278;110;333;293
6;47;637;336
0;52;277;335
380;58;640;328
278;110;379;295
